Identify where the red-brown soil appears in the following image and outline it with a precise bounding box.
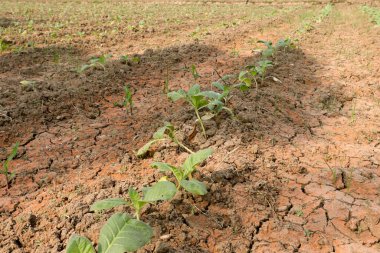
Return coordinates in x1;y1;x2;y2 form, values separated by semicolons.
0;2;379;253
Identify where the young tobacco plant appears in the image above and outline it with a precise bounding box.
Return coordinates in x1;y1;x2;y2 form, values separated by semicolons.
258;40;274;58
258;38;295;58
168;84;231;138
275;38;296;51
78;54;111;73
255;60;273;85
66;212;153;253
239;60;273;91
114;85;133;115
1;142;19;189
151;148;212;195
90;181;177;220
119;55;129;64
137;122;193;158
73;180;178;253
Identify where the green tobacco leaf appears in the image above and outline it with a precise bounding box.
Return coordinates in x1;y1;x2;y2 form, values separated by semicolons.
190;95;208;109
66;234;96;253
143;181;177;202
167;90;186;102
90;198;129;212
180;179;207;195
238;71;252;87
212;82;224;91
262;48;274;58
152;122;173;139
183;148;213;177
163;122;175;139
137;139;161;157
258;60;273;67
188;84;201;96
78;64;90;73
128;188;145;210
234;83;250;92
151;162;183;182
152;126;166;139
98;213;153;253
199;91;221;100
258;40;273;48
207;100;224;113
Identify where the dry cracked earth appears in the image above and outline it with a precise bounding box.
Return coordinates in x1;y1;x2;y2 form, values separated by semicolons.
0;2;379;253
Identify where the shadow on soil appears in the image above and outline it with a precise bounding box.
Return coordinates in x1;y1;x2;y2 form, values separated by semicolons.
0;40;345;252
0;41;340;180
0;18;14;28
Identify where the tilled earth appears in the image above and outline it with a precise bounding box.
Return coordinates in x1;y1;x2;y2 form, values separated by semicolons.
0;2;380;253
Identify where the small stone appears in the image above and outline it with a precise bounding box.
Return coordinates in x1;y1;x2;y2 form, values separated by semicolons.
159;234;172;240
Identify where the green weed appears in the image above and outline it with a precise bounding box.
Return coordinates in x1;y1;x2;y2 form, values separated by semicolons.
0;39;11;52
361;6;380;26
1;142;19;189
114;85;133;115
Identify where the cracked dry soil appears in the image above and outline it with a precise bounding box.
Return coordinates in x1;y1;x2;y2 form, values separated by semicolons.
1;3;380;253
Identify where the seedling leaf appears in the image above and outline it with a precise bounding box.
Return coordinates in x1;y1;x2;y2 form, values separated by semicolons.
212;82;224;91
151;162;183;183
98;213;153;253
90;198;129;212
152;123;173;139
137;139;160;158
142;181;177;202
167;90;186;101
151;162;176;172
183;148;212;177
128;188;145;210
188;84;201;96
180;179;207;195
199;91;221;100
6;142;19;165
66;235;96;253
2;142;19;188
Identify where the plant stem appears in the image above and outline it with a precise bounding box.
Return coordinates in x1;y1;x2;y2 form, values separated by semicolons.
175;140;194;154
194;108;206;138
253;78;259;92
